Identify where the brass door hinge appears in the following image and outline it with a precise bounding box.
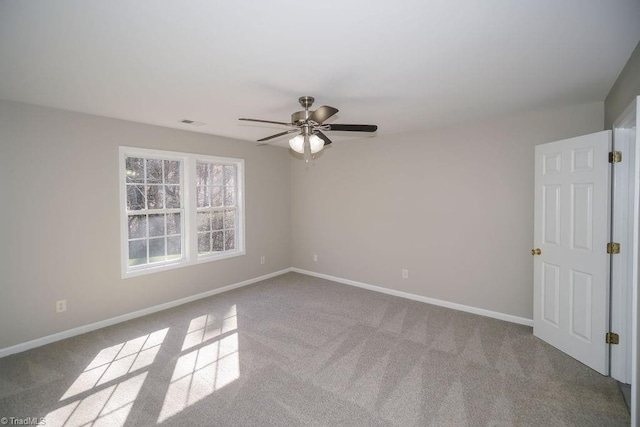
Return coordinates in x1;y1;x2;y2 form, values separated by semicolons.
606;332;619;345
609;151;622;163
607;242;621;254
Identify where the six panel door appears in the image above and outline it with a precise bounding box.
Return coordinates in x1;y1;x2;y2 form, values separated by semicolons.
533;131;611;375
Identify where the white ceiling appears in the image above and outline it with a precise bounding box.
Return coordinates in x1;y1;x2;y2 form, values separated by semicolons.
1;1;639;146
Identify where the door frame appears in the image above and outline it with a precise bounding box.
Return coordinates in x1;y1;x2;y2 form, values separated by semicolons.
630;97;639;427
611;101;637;384
611;96;639;426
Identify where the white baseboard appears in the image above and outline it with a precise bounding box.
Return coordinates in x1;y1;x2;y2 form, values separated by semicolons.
290;268;534;327
1;267;533;358
0;268;291;358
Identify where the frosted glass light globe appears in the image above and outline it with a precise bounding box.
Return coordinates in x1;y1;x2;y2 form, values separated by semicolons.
288;135;304;153
309;134;325;154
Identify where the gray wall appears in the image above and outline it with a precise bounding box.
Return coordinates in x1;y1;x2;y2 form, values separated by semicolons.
290;102;604;320
605;40;640;128
0;100;291;350
0;97;612;349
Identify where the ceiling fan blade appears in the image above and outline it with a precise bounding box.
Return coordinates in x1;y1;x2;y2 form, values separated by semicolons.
314;131;332;146
308;106;339;124
257;129;299;142
239;118;292;126
326;124;378;132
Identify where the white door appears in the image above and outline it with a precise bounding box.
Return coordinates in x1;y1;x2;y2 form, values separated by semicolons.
533;131;611;375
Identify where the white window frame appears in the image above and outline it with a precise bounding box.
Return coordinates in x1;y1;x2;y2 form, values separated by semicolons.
119;146;245;278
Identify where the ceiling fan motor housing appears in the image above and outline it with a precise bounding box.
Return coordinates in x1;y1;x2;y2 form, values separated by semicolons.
291;110;308;125
292;96;315;124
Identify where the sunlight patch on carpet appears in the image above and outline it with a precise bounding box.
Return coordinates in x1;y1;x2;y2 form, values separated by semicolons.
60;328;168;400
44;328;168;426
159;306;239;423
181;304;237;351
46;371;148;427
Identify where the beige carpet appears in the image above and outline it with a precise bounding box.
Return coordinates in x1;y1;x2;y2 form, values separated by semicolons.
0;272;629;426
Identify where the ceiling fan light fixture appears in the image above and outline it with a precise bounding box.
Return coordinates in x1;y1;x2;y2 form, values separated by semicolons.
289;135;305;153
289;134;325;155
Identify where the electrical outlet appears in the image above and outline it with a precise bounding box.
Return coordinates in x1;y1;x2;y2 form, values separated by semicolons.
260;256;265;265
56;299;67;313
313;254;318;262
402;269;409;279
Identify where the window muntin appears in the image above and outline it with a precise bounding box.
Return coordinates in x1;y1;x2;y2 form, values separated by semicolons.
119;147;245;278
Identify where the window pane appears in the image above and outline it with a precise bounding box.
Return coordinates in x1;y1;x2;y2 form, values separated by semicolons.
147;185;164;209
146;159;163;183
165;185;180;208
167;213;181;235
211;186;222;207
164;160;180;184
212;165;223;185
196;162;206;185
224;186;236;207
225;230;235;250
128;240;147;266
167;236;181;258
197;184;207;208
224;165;236;186
149;237;166;261
128;215;147;239
212;231;224;251
224;209;235;229
126;158;144;183
197;162;213;186
198;232;210;253
149;214;165;237
127;185;146;210
212;211;224;230
197;212;210;232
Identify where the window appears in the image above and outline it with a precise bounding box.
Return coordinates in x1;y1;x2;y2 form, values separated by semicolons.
125;157;183;268
119;147;244;278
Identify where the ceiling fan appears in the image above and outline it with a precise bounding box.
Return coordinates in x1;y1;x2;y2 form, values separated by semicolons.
239;96;377;162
